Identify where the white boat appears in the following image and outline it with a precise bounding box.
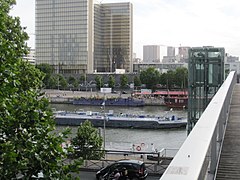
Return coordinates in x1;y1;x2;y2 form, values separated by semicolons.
53;110;187;129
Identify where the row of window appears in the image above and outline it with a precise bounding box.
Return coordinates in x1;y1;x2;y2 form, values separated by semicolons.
36;0;87;6
36;8;87;15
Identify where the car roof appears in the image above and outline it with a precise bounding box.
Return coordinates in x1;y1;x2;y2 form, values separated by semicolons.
117;159;144;165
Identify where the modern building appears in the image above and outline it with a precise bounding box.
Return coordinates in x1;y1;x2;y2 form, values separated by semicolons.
167;46;175;56
23;49;36;65
133;62;187;74
188;47;225;133
178;46;190;62
35;0;132;75
143;45;160;63
94;2;133;73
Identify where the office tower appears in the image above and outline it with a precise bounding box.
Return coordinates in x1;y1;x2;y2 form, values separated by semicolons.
167;46;175;56
178;46;190;62
143;45;160;63
35;0;132;74
94;2;133;72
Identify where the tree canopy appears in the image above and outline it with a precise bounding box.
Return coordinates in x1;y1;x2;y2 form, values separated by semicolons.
140;67;160;90
71;121;104;160
0;1;76;178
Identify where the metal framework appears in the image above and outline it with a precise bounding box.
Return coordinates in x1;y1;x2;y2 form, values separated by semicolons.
188;47;225;134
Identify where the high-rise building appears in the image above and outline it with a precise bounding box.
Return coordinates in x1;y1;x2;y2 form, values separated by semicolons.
94;2;133;72
143;45;160;63
167;46;175;57
178;46;190;62
35;0;132;74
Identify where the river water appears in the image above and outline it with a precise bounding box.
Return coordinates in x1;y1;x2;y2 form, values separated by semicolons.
51;104;188;153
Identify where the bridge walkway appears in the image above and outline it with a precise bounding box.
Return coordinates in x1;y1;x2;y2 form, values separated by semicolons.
216;84;240;179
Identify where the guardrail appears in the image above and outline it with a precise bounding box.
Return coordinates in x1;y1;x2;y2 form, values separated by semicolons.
160;71;237;180
79;149;175;175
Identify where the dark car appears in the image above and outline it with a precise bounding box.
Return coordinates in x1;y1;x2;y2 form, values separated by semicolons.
96;159;148;180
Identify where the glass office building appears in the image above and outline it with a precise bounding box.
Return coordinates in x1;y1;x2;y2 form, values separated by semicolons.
36;0;132;74
94;2;133;72
188;47;225;134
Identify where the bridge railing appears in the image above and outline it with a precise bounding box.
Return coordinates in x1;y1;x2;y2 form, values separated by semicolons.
160;71;237;180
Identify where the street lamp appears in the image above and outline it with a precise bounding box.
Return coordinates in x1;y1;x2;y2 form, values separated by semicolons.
100;87;112;151
102;93;106;151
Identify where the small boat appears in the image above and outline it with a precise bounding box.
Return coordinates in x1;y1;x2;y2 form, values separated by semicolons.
164;96;188;109
53;110;187;129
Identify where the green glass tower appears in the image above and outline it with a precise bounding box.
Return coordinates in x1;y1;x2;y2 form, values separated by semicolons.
188;47;225;134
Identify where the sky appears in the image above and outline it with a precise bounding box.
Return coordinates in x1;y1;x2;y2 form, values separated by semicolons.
11;0;240;59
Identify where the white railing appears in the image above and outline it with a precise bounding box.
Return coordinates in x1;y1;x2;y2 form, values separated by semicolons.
160;71;237;180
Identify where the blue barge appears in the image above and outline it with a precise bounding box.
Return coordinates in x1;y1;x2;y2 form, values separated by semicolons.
54;111;187;129
72;97;145;107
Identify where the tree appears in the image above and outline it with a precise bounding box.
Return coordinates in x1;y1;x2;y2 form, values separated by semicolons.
174;67;188;89
120;74;128;89
140;67;160;90
58;74;67;90
95;75;103;90
108;75;115;89
79;75;85;84
68;76;78;89
0;1;76;178
133;76;141;87
35;63;54;88
71;120;104;160
165;70;175;90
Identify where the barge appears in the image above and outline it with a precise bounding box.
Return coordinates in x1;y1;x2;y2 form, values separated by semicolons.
54;111;187;129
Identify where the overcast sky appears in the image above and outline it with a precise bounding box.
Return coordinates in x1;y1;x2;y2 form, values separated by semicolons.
11;0;240;58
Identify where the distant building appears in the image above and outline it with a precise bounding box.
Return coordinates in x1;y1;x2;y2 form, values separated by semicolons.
133;62;187;74
23;49;35;65
162;56;177;63
143;45;160;63
167;46;175;56
178;46;190;62
35;0;133;75
226;55;239;62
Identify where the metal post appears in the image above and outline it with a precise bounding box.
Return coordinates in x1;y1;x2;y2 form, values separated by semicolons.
210;128;217;174
103;93;106;151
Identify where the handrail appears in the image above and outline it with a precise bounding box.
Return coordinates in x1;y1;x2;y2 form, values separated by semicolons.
160;71;237;180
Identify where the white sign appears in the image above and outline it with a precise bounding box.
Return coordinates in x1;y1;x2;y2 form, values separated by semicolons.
100;88;112;94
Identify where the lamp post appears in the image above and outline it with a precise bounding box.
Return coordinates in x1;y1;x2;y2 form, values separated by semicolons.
100;87;111;151
103;93;106;151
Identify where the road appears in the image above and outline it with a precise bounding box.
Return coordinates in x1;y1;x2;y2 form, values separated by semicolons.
79;171;161;180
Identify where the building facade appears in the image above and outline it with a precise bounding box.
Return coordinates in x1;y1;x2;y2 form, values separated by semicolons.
94;2;133;73
167;46;175;56
35;0;132;75
178;46;190;63
143;45;160;63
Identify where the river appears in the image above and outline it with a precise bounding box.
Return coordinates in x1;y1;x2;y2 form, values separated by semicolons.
51;104;188;154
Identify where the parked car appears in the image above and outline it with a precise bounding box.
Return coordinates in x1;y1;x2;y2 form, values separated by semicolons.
96;159;148;180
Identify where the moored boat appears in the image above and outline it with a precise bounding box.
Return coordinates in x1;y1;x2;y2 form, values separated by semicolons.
72;97;145;107
54;110;187;129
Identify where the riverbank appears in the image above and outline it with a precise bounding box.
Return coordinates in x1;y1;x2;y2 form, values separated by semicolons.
44;89;165;106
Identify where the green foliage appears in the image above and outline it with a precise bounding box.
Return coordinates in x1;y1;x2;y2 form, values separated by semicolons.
140;67;160;90
108;75;115;89
68;76;78;88
58;74;67;89
79;75;85;84
0;1;78;179
35;63;54;88
71;121;104;160
120;74;128;89
95;75;103;90
133;76;141;87
174;67;188;89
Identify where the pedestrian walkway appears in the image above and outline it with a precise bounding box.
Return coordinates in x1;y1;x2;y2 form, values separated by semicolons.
215;84;240;179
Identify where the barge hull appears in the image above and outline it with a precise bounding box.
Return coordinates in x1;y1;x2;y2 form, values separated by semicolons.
54;117;187;129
